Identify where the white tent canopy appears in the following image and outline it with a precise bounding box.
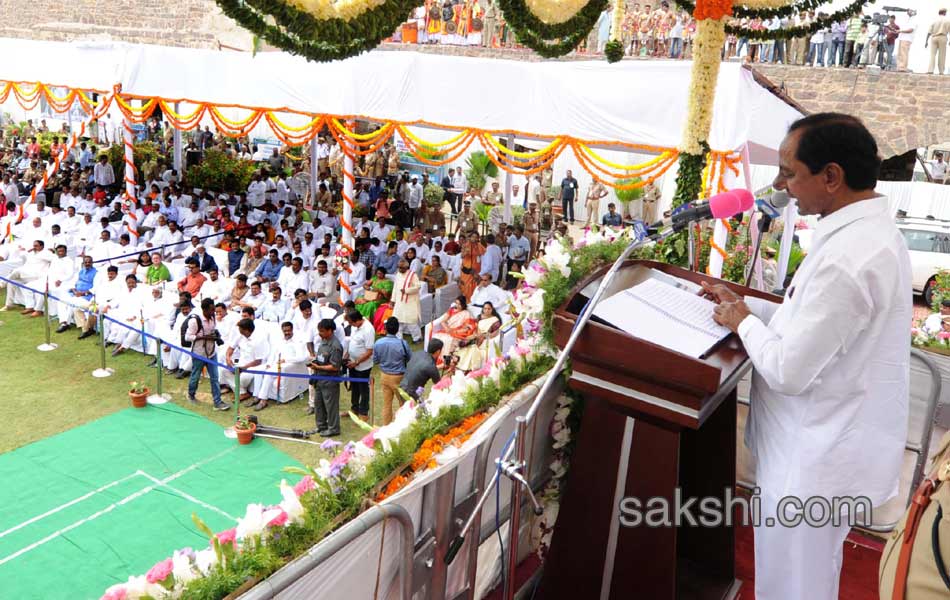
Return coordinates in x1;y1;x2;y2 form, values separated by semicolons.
0;38;800;163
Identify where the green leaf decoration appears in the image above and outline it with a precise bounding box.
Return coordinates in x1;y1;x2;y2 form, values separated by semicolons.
497;0;610;58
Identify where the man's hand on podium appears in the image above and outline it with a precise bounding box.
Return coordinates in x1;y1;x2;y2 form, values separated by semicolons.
701;281;751;334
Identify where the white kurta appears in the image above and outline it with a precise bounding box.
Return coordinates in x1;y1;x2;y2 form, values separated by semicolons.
737;195;910;600
392;270;421;324
253;336;309;402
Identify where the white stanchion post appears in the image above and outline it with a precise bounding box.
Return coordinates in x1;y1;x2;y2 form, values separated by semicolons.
92;311;114;378
36;279;57;352
339;123;355;303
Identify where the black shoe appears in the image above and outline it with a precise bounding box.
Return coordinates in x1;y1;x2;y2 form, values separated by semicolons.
146;359;158;368
321;430;340;438
77;330;94;340
175;369;187;379
187;395;198;403
214;402;232;411
55;324;69;334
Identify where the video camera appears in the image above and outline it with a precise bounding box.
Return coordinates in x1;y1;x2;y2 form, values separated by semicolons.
864;5;908;26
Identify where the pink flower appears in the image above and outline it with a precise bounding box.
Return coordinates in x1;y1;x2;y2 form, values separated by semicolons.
512;344;531;357
268;509;288;527
911;327;921;336
145;558;174;584
939;331;950;340
293;476;315;497
433;376;453;390
493;357;507;367
467;366;492;379
360;431;376;448
215;527;237;547
100;587;127;600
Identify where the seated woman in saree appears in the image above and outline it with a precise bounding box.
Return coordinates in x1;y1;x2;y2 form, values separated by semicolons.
431;295;478;357
354;266;394;322
455;301;503;373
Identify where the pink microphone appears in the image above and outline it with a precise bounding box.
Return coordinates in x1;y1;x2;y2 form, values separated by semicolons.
651;189;754;232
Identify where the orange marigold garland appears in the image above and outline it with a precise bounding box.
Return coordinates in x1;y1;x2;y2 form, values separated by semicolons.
693;0;733;21
377;412;490;501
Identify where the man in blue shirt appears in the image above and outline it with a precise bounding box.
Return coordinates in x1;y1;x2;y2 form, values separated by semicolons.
255;249;283;282
256;285;290;322
506;226;531;289
78;142;93;169
559;169;579;224
56;255;97;332
601;202;624;228
373;317;412;424
376;241;400;274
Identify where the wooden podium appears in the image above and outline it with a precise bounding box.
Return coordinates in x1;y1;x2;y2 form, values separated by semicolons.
535;260;779;600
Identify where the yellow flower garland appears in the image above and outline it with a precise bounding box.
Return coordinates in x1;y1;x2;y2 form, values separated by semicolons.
737;0;797;9
524;0;590;25
609;0;624;42
679;18;726;155
288;0;387;21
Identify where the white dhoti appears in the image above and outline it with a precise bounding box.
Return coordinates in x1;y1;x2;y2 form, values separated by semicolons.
253;363;308;403
752;489;857;600
221;364;254;394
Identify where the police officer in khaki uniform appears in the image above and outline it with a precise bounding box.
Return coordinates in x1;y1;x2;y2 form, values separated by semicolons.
523;201;540;259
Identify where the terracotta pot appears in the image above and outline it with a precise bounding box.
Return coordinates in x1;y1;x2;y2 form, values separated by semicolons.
235;422;257;445
129;389;149;408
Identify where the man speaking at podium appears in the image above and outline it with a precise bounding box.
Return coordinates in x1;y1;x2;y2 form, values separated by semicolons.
702;113;910;600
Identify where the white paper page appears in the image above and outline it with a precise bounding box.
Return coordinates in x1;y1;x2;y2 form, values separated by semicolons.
592;278;730;358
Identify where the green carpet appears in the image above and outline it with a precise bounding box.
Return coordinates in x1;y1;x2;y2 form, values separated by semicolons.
0;403;301;600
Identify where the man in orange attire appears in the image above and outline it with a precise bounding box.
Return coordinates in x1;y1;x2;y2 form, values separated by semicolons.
177;260;207;297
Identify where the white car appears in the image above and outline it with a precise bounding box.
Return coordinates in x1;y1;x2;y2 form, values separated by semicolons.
897;217;950;305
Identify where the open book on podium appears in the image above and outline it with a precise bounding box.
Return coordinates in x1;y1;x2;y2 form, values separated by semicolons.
591;270;732;359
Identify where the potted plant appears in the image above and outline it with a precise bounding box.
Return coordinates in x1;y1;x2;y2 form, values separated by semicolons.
465;151;499;195
128;381;149;408
614;177;644;220
234;415;257;445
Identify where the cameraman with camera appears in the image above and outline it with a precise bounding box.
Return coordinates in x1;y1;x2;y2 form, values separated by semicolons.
185;297;231;410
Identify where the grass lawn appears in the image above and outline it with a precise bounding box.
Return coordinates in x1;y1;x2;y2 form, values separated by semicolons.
0;289;420;466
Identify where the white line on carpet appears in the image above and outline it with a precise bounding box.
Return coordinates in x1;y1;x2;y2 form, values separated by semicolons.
0;446;237;566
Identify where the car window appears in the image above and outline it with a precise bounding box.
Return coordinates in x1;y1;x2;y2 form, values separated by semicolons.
902;229;945;252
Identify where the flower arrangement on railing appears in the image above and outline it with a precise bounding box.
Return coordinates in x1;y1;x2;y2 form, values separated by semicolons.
533;391;582;558
100;339;554;599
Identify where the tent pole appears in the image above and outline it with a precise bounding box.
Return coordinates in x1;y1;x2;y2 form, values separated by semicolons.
309;138;319;209
776;199;798;289
173;102;183;174
740;144;764;289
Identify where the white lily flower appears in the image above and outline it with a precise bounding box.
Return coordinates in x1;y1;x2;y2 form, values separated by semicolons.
194;548;218;575
236;503;283;540
171;550;199;586
279;480;306;524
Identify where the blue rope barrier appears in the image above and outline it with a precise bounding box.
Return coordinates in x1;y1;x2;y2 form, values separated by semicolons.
3;274;376;383
92;230;227;264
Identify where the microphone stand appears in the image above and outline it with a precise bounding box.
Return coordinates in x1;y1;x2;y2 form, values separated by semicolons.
443;226;676;600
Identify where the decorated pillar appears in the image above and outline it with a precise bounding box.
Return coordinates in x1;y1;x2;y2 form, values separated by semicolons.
504;134;514;224
122;116;136;202
338;123;356;302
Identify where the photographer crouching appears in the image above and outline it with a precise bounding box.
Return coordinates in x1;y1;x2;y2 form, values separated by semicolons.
184;297;232;411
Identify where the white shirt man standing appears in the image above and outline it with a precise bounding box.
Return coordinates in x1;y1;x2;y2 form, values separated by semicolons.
704;113;910;600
